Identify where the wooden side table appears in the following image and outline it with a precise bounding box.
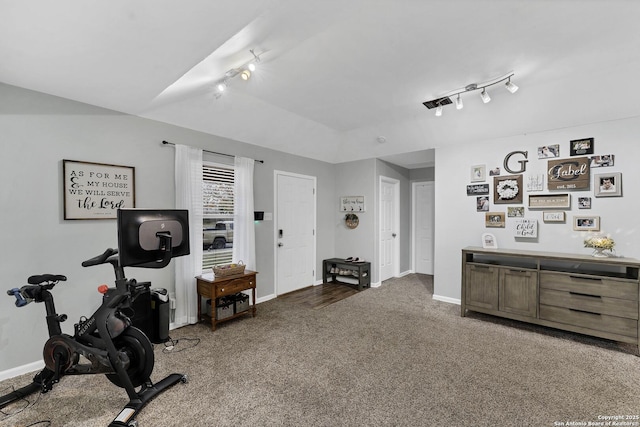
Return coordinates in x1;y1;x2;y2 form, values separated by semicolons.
196;271;257;330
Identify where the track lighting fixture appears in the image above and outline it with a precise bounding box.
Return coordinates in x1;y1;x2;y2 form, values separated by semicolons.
455;94;463;110
422;71;518;116
212;49;262;97
505;77;518;93
480;88;491;103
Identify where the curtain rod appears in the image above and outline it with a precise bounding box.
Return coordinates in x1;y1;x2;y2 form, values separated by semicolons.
162;140;264;164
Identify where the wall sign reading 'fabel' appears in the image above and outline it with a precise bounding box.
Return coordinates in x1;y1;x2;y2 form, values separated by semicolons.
547;157;590;190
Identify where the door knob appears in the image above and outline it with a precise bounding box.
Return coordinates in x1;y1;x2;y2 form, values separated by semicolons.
392;233;397;238
278;243;283;247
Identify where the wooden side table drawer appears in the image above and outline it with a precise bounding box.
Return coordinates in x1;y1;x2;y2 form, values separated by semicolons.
540;304;638;338
540;272;638;300
216;278;254;298
540;288;639;319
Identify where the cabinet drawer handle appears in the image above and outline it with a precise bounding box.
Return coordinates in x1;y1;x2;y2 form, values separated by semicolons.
472;265;490;269
569;291;601;299
569;275;602;282
569;308;601;316
509;269;528;274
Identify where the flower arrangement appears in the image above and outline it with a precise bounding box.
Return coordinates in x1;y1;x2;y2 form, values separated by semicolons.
496;179;519;200
584;233;615;250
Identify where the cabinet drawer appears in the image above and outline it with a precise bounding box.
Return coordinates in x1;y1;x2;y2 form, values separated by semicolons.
540;288;638;319
216;278;254;298
540;304;638;338
540;272;638;300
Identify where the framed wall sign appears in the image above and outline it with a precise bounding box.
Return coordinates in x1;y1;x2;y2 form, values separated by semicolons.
594;172;622;197
514;219;538;238
528;194;570;209
340;196;365;212
482;233;497;249
543;211;566;222
466;183;489;196
547;157;590;190
493;174;523;204
63;160;135;220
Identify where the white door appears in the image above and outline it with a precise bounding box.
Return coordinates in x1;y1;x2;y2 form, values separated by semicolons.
276;172;316;295
413;181;434;274
379;177;399;282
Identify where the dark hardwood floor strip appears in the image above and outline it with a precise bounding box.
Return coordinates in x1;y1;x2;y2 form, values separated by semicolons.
278;283;360;309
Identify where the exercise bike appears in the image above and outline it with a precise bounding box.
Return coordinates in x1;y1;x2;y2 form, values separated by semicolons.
0;209;190;427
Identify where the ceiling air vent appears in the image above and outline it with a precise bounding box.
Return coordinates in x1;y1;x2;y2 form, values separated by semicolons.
422;97;452;109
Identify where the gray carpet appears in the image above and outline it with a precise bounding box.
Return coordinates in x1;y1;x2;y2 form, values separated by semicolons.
2;274;639;427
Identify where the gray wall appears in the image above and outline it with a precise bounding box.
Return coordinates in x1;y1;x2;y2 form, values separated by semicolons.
0;83;336;372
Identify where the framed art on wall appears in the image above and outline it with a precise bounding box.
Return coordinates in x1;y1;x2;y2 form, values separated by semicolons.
63;159;135;220
470;165;486;182
493;174;523;204
485;212;505;228
543;211;565;222
528;194;570;209
570;138;594;156
573;216;600;231
594;172;622;197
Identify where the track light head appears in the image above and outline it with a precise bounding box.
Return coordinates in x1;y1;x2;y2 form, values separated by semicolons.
480;88;491;103
248;63;256;72
241;69;251;80
455;94;463;110
217;82;226;92
505;78;518;93
435;104;443;117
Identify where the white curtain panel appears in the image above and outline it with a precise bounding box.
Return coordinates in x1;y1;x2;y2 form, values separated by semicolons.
174;144;203;327
232;157;256;271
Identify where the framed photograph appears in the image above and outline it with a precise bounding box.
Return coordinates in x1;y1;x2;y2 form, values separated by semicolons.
543;211;566;222
547;157;590;190
340;196;365;212
590;155;614;168
493;174;523;204
570;137;594;156
470;164;486;182
573;215;600;231
466;183;489;196
537;144;560;158
514;219;537;238
578;197;591;209
594;173;622;197
481;233;497;249
485;212;505;228
507;207;524;217
476;196;490;212
528;194;570;209
63;159;135;220
489;167;501;176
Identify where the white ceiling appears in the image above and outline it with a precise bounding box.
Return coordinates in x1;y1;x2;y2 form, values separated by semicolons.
2;1;640;168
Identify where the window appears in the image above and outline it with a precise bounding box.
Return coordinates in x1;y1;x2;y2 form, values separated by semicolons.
202;163;234;270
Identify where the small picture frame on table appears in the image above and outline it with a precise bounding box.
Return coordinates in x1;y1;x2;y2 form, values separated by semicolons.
482;233;497;249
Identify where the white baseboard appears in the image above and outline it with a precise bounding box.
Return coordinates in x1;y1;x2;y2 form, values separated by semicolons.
257;294;276;304
432;294;461;305
371;281;382;288
0;360;44;382
399;269;413;277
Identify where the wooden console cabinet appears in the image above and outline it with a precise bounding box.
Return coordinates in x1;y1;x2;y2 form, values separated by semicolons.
196;271;257;331
462;247;640;353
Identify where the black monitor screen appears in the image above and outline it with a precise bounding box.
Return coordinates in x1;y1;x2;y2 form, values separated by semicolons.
117;209;190;268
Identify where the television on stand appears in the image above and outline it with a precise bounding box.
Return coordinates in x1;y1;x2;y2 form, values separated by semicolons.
117;209;190;268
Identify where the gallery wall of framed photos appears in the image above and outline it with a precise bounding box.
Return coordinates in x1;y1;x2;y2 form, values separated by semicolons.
466;136;622;249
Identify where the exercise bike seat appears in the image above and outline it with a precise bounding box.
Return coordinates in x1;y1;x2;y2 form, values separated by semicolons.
28;274;67;285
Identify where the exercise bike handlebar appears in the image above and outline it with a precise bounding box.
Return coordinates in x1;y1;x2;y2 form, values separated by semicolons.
82;248;118;267
7;288;28;307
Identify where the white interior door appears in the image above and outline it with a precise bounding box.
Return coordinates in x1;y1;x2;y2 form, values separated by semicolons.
276;172;316;295
379;177;399;282
413;181;434;275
